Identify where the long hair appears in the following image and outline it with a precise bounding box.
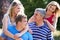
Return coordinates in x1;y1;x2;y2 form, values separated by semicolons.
46;1;60;28
5;0;25;16
46;1;60;13
2;0;25;23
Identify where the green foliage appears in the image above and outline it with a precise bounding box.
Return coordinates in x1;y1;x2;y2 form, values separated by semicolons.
54;36;60;40
20;0;48;19
57;17;60;30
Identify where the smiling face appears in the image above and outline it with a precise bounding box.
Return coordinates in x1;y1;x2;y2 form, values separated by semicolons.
16;15;27;31
34;11;43;22
17;17;27;30
21;16;27;26
13;4;20;17
47;5;57;13
9;2;21;18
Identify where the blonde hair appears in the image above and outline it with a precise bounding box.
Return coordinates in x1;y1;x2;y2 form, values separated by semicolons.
46;1;60;13
9;2;18;18
5;0;25;20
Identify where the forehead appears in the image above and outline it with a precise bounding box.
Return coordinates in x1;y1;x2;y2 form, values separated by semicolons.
49;4;57;7
34;11;41;15
22;16;27;19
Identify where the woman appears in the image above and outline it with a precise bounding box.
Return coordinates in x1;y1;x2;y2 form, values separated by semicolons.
1;0;28;40
44;1;60;32
28;1;60;32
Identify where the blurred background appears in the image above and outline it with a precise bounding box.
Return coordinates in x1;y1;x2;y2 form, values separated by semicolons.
0;0;60;40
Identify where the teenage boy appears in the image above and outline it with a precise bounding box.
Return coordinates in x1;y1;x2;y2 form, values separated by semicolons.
2;15;33;40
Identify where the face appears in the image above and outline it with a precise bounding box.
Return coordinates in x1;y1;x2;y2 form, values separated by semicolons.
21;17;27;26
13;4;20;17
47;5;57;12
17;16;27;29
34;11;43;22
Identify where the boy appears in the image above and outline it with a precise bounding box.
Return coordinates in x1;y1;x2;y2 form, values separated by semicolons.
29;8;54;40
2;15;33;40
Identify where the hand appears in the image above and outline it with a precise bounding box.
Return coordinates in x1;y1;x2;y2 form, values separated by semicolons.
29;29;33;34
44;19;48;23
14;34;19;39
15;38;23;40
28;15;35;23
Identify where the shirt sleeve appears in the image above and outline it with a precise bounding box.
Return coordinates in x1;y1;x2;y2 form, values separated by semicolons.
27;32;33;40
28;22;35;28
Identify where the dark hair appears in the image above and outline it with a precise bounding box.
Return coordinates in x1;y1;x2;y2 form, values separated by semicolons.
12;2;18;6
15;15;26;24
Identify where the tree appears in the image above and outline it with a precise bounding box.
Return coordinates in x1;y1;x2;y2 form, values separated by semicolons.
20;0;60;30
20;0;48;19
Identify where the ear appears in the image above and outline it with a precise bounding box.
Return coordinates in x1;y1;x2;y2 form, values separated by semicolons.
17;21;21;25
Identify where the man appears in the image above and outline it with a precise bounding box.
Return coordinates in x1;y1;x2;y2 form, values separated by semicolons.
29;8;54;40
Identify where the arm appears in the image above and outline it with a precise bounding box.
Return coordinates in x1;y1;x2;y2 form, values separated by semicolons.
2;16;14;39
15;38;23;40
53;14;58;29
44;19;56;32
28;15;35;23
15;25;29;37
15;15;35;37
15;15;34;37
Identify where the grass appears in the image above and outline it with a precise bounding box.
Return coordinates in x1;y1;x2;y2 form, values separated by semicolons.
53;30;60;40
54;36;60;40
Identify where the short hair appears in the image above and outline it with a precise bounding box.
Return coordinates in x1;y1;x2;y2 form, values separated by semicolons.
15;15;27;24
35;8;46;17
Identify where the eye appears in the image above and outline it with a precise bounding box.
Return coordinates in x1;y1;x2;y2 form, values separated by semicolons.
35;13;38;16
18;8;20;9
35;14;37;15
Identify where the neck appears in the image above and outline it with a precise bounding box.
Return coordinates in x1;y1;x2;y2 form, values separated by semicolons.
16;25;23;31
11;16;15;23
45;10;52;17
36;20;44;27
12;14;15;18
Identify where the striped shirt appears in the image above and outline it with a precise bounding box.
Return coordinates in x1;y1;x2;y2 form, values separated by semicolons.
29;22;54;40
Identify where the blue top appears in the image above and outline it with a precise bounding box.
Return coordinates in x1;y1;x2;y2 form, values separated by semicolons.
7;25;33;40
29;22;54;40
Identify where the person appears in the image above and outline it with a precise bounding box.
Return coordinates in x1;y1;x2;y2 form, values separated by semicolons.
44;1;60;32
1;0;28;39
29;8;54;40
3;15;33;40
28;1;60;32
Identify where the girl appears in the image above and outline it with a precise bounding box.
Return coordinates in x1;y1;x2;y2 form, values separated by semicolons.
1;0;28;40
44;1;60;32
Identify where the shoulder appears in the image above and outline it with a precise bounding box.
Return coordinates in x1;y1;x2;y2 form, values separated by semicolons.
8;25;15;30
28;22;36;27
2;14;9;21
4;14;9;18
44;22;50;30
